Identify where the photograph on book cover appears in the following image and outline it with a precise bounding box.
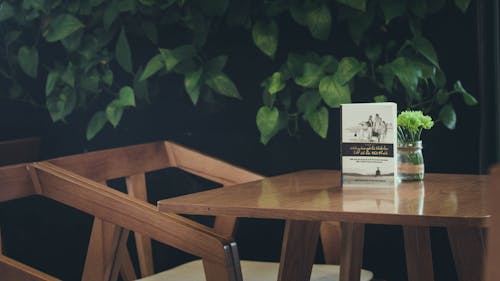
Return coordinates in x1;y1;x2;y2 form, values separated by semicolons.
342;106;395;143
341;103;397;187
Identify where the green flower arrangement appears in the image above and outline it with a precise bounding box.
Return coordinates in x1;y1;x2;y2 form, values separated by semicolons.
397;111;434;144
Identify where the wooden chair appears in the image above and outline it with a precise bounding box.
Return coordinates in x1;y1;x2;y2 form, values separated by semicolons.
485;165;500;281
0;162;241;281
47;141;373;281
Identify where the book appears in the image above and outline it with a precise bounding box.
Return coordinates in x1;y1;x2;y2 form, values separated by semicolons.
340;102;397;187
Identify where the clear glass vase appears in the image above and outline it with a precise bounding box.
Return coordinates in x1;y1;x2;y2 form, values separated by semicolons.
397;140;424;181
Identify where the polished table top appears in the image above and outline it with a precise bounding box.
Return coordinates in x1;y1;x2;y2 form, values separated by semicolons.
158;170;490;227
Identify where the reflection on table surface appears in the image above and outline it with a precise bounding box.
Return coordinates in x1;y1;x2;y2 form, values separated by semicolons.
158;170;490;227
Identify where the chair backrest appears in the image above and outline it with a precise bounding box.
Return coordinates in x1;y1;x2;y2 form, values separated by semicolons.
0;161;242;281
46;141;262;279
485;165;500;281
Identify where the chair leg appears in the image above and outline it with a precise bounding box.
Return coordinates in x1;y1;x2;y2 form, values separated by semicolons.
82;218;136;281
126;174;155;277
339;222;365;281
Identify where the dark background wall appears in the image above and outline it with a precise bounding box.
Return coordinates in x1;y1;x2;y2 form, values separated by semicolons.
0;2;498;281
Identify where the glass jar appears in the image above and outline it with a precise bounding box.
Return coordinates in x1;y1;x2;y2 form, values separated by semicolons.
397;140;424;181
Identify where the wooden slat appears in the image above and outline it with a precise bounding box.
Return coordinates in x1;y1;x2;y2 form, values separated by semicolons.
48;142;171;182
448;226;486;281
166;142;262;186
118;247;137;281
403;226;434;281
126;173;154;277
320;221;341;264
339;222;365;281
82;218;107;281
0;164;36;202
30;162;239;281
485;165;500;281
0;254;60;281
277;220;321;281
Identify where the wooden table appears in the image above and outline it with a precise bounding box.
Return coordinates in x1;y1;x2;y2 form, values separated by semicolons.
158;170;491;281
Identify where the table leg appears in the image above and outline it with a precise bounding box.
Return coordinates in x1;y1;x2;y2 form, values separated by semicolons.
403;226;434;281
339;222;365;281
448;226;486;281
278;220;321;281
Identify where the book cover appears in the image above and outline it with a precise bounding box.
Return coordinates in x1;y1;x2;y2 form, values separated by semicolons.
341;102;397;187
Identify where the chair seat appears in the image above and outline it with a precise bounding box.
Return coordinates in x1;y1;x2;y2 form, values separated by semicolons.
138;260;374;281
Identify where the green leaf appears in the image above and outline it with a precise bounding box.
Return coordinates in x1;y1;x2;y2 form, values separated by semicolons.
86;111;108;140
106;100;124;127
61;63;75;87
410;35;439;68
103;1;119;30
18;46;38;78
0;2;15;21
348;7;375;45
287;53;305;78
307;106;329;138
374;95;387;102
434;69;446;89
46;70;60;96
61;29;83;51
140;54;163;81
438;104;456;129
256;106;279;145
46;87;77;122
365;45;382;62
103;68;113;86
118;86;136;106
262;90;276;107
205;73;241;99
297;90;322;116
336;0;366;11
334;57;364;85
252;20;279;57
304;3;331;40
142;21;158;44
205;55;228;74
321;55;338;73
380;0;406;24
290;1;307;25
80;69;100;93
160;45;197;71
319;75;351;108
454;0;471;13
294;63;323;88
184;68;202;105
379;65;395;93
44;14;84;42
115;28;133;73
265;72;286;95
133;67;149;101
454;81;477;106
436;89;449;105
388;57;423;95
200;0;229;16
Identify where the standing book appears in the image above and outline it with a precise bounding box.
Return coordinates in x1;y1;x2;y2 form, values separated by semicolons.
341;102;397;187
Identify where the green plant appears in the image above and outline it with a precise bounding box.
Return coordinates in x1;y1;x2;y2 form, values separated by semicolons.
254;0;478;144
0;0;477;143
397;110;434;143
